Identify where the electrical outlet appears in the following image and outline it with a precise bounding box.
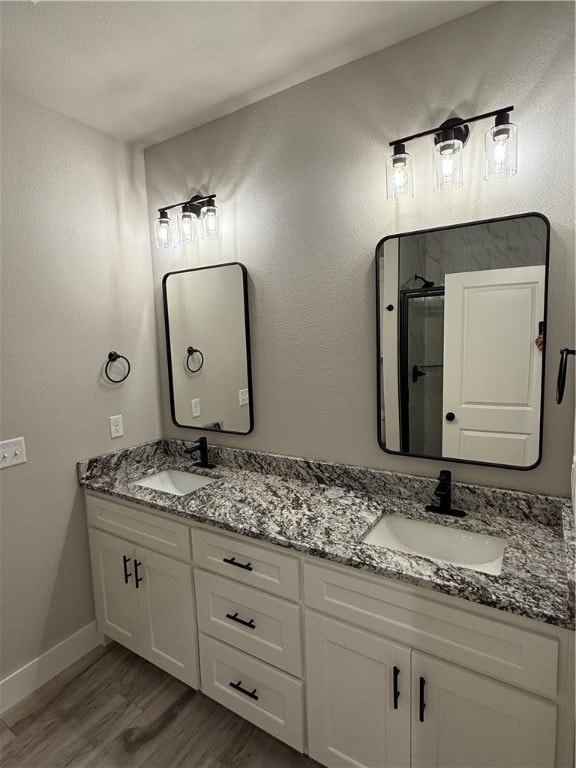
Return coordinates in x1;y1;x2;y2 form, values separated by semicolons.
109;415;123;438
191;399;201;418
0;437;26;469
239;389;249;406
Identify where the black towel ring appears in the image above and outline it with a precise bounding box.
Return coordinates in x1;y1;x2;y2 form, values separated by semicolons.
105;351;131;383
186;346;204;373
556;347;575;404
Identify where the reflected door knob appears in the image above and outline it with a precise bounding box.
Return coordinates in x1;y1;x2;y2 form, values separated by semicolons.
445;412;456;422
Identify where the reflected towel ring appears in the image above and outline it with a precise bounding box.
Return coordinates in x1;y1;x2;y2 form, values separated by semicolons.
186;346;204;373
105;351;131;383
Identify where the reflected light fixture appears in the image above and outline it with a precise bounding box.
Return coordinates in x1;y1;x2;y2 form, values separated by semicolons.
154;193;219;249
387;106;517;202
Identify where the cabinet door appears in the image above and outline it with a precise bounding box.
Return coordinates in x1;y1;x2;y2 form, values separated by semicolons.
88;529;140;652
306;612;410;768
136;546;199;689
411;652;557;768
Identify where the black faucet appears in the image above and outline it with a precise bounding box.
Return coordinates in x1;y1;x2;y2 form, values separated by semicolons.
188;437;214;469
425;470;466;517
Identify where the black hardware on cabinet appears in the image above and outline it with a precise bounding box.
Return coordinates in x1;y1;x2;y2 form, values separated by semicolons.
393;666;400;710
445;411;456;422
425;470;466;517
122;555;132;584
186;346;204;373
556;348;575;405
419;677;426;722
226;612;256;629
104;351;131;383
385;304;395;312
134;559;143;589
223;556;253;571
229;680;259;701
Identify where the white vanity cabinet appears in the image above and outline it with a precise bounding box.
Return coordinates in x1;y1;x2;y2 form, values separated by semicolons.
84;491;574;768
86;495;199;688
304;562;563;768
193;528;305;751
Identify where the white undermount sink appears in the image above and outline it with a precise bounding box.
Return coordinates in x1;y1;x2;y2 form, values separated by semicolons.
362;515;506;575
131;469;216;496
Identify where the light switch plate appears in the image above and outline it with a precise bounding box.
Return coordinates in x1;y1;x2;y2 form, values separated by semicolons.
191;399;201;418
1;437;26;469
239;389;249;406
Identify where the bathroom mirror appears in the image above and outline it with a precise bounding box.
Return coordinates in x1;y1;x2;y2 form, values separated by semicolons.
163;262;253;434
376;213;549;469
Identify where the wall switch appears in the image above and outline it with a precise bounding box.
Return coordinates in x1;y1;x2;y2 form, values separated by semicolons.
191;399;201;418
239;389;249;406
0;437;26;469
109;415;123;438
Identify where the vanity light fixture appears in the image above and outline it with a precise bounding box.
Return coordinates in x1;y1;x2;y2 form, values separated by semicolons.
387;106;516;201
154;193;219;249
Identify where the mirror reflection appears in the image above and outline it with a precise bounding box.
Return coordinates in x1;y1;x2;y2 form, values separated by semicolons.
377;214;549;468
163;262;253;434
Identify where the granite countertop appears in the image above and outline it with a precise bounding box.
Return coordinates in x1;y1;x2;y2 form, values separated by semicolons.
78;439;575;631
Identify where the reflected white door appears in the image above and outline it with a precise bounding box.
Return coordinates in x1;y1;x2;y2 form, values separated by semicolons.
442;265;545;466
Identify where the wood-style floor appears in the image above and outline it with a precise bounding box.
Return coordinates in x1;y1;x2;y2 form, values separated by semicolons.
0;643;320;768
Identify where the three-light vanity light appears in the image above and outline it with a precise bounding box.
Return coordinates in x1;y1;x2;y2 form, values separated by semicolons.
386;107;518;202
154;193;220;249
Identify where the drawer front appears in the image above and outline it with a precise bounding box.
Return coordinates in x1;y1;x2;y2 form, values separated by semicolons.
192;528;300;600
304;562;559;699
195;570;302;677
86;494;191;561
199;634;304;752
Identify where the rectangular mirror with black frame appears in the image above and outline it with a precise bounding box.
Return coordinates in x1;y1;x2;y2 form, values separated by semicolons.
376;213;550;469
163;262;254;434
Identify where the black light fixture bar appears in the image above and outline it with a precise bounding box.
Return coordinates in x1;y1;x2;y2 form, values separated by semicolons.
158;193;216;216
389;106;514;147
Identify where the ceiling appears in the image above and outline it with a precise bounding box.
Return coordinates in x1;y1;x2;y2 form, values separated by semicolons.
0;1;491;148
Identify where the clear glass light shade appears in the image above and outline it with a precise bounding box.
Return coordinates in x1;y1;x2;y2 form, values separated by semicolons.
154;216;174;249
433;138;463;191
386;152;414;202
484;122;518;180
177;211;198;244
200;205;220;240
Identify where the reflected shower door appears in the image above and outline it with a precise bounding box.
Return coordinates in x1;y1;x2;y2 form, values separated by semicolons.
400;288;445;455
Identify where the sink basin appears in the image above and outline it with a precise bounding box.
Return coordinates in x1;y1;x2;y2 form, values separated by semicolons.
362;515;505;575
131;469;216;496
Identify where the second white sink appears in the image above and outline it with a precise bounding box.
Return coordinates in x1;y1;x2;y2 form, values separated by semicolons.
363;515;505;575
132;469;216;496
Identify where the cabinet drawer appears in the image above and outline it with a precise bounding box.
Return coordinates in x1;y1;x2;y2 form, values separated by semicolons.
192;528;300;600
196;570;302;677
199;634;304;752
86;494;191;561
304;562;559;699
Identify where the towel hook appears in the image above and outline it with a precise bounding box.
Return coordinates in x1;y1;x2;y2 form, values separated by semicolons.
556;347;575;404
186;346;204;373
105;351;131;383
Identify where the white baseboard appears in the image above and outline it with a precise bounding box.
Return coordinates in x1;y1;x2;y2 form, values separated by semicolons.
0;621;104;714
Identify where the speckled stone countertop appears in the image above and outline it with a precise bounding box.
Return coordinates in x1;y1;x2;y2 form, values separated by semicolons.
78;439;575;631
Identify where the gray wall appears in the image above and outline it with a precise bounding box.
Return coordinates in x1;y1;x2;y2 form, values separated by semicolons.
0;91;161;678
145;2;575;497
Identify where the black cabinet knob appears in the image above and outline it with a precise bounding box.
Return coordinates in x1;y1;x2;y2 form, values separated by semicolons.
445;412;456;422
385;304;394;312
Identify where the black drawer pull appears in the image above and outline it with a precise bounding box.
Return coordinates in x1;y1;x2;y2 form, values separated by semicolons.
226;612;256;629
229;680;259;700
122;555;132;584
223;556;253;571
419;677;426;722
393;666;400;709
134;559;143;589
